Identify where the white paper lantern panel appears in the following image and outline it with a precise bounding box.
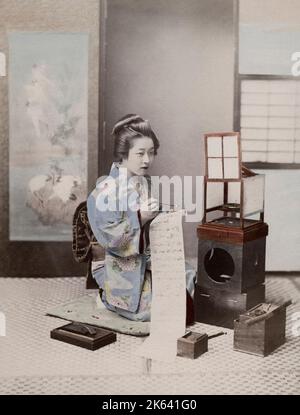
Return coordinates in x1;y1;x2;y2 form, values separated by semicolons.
223;158;240;179
208;158;223;179
228;182;241;204
243;174;265;217
223;135;239;157
207;136;222;157
206;182;224;209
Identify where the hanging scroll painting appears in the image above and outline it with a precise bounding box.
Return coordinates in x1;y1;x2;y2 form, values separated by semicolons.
9;32;88;241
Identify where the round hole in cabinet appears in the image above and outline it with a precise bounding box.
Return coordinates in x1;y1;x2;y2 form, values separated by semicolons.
204;248;235;284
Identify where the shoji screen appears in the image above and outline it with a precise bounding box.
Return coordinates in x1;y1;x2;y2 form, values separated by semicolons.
241;79;300;164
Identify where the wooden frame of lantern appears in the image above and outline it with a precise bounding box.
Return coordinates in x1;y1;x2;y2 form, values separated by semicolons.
203;132;265;228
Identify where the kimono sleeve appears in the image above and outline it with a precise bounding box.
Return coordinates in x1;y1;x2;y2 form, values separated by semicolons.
87;184;142;258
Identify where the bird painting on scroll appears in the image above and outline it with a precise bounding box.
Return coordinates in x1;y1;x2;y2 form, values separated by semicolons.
9;32;88;240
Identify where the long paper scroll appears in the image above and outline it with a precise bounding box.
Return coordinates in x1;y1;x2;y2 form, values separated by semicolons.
135;210;186;362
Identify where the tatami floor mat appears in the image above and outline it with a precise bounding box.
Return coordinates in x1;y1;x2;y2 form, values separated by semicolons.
0;276;299;395
46;292;150;336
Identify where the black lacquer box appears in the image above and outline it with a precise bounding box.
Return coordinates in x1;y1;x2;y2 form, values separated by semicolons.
50;322;117;351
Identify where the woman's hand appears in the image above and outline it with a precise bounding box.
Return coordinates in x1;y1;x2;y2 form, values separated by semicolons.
139;197;159;226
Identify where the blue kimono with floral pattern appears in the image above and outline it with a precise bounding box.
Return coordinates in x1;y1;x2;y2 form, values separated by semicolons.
87;163;195;322
87;163;149;313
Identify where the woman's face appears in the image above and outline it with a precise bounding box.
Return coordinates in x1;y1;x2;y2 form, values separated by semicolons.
122;136;155;176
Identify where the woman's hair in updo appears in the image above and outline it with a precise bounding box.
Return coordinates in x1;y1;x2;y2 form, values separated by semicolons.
112;114;160;161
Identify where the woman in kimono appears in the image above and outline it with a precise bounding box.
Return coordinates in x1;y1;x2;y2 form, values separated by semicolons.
87;114;196;322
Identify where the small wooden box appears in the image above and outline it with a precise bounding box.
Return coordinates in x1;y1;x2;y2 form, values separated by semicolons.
51;323;116;351
177;332;208;359
234;301;291;357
